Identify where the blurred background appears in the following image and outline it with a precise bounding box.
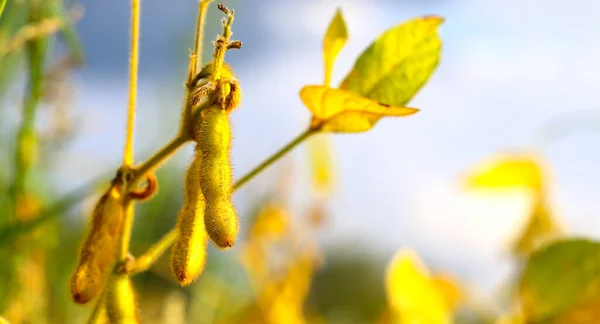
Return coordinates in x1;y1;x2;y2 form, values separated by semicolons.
1;0;600;323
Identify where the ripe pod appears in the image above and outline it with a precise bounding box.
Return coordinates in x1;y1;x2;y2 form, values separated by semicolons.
105;274;140;323
70;183;123;304
171;153;208;286
196;105;238;248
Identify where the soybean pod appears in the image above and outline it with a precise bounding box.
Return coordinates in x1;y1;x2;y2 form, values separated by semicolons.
70;184;123;304
196;105;238;248
170;152;208;286
105;274;140;323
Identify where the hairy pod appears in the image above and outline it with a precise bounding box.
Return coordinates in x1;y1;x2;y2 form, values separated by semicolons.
70;183;123;304
189;63;241;110
105;274;140;323
171;153;208;286
195;105;238;248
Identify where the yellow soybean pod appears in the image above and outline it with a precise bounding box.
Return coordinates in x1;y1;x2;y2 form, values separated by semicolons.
196;105;238;248
70;184;123;304
171;152;208;286
105;274;140;323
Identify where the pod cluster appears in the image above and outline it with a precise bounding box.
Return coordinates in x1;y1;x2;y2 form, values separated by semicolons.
171;69;241;286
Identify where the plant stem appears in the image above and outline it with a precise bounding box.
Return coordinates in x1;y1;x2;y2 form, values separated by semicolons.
116;0;140;265
86;293;107;324
123;0;140;167
234;128;314;190
211;5;234;81
129;128;315;273
127;229;178;275
194;0;213;72
183;1;213;144
8;3;47;220
132;135;188;184
118;200;135;261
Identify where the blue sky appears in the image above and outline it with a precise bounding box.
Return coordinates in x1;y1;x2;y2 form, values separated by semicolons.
48;0;600;295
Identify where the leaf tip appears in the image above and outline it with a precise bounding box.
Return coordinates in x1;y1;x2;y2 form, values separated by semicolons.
423;14;445;24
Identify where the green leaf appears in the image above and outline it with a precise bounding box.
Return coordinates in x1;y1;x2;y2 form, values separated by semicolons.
323;8;348;86
340;15;443;107
519;238;600;322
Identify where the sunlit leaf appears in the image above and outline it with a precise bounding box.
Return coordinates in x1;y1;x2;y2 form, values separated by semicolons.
431;274;462;311
340;15;443;107
511;198;562;258
464;152;545;192
519;239;600;322
300;85;418;133
249;202;290;240
323;8;348;86
386;249;451;324
257;251;318;324
308;134;335;195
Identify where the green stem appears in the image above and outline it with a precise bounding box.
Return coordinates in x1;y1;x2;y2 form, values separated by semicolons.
117;200;135;261
8;3;48;219
0;0;7;20
132;135;188;185
127;229;178;275
194;0;213;72
211;5;234;81
86;290;107;324
234;128;314;190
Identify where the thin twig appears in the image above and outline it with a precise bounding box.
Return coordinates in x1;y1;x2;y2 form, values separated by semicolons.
123;0;140;167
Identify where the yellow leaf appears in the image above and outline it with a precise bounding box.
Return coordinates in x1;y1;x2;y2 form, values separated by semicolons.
308;134;335;195
323;8;348;86
340;15;443;107
519;239;600;322
464;152;545;192
386;249;451;324
249;202;290;240
257;251;317;324
431;274;463;311
511;198;562;258
300;85;418;133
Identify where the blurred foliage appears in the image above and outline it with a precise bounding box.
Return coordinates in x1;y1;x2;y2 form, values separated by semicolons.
385;249;454;324
1;1;599;324
464;151;563;258
519;239;600;323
